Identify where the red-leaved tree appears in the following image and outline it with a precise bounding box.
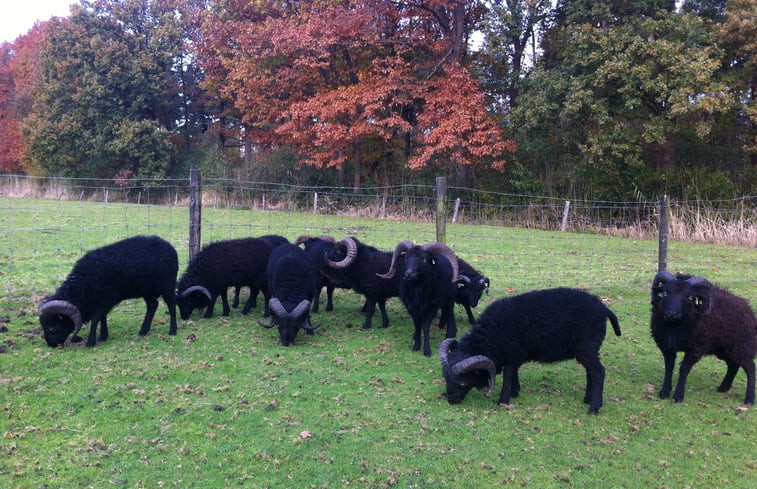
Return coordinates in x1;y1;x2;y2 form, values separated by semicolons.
199;0;513;188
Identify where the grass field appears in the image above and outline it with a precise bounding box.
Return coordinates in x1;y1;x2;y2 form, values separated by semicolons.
1;197;756;489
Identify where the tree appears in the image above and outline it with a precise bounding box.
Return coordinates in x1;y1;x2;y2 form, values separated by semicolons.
23;0;205;180
0;24;47;173
512;4;732;199
200;0;513;189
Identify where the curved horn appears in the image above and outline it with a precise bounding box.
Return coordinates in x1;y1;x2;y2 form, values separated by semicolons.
38;300;83;337
324;237;358;269
439;338;457;373
290;300;311;318
456;274;471;284
318;235;336;243
294;235;312;246
301;316;321;332
684;275;713;288
451;355;497;396
268;298;290;318
652;270;675;287
257;317;277;329
376;240;413;279
181;285;212;301
421;242;459;282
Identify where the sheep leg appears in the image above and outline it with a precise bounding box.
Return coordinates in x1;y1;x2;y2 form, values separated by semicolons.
673;351;702;403
659;351;677;399
464;304;477;325
412;318;423;352
362;299;377;329
421;317;433;357
241;294;256;315
203;294;218;318
378;300;390;328
325;284;335;311
163;291;178;335
139;296;159;336
578;354;605;414
442;303;457;339
311;285;322;313
86;313;105;347
232;286;241;308
498;365;516;405
717;362;740;393
99;316;108;343
511;370;521;398
220;291;231;316
743;360;755;405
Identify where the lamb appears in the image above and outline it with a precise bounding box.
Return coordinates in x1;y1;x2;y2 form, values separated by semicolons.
231;235;290;309
176;237;273;319
378;241;459;357
258;243;321;346
38;235;178;347
294;235;350;313
323;237;401;329
439;288;621;414
650;271;757;405
454;257;490;325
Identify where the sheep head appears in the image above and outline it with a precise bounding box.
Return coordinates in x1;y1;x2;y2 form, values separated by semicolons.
258;298;320;346
38;299;84;347
439;338;497;404
324;237;359;269
652;271;714;322
177;285;212;320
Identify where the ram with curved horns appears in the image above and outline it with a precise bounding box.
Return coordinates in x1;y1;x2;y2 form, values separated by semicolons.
322;236;401;329
258;244;321;346
38;235;178;347
377;240;459;356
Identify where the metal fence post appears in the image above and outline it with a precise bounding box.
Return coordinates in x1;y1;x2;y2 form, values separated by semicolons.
658;194;668;271
435;176;447;244
189;169;201;262
561;200;571;232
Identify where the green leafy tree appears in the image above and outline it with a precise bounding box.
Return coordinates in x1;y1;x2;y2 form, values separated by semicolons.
24;0;205;180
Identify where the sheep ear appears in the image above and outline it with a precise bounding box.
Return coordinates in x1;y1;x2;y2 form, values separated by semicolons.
685;276;714;315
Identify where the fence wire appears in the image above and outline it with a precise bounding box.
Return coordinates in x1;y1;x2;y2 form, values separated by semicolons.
1;174;754;309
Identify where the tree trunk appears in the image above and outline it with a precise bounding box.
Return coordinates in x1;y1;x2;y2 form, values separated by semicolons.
353;139;361;192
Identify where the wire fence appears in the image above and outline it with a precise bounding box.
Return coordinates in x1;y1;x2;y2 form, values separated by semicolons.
1;173;755;308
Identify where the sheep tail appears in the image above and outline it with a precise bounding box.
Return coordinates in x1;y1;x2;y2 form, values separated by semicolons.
607;309;621;336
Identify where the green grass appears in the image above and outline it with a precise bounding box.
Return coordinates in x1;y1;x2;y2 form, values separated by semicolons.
1;197;756;489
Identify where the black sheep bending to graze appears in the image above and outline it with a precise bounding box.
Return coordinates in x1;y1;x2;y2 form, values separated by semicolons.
258;244;321;346
454;257;490;325
38;235;178;347
650;271;757;405
294;235;350;313
231;235;290;309
176;238;273;319
378;241;459;357
439;288;621;414
323;237;401;329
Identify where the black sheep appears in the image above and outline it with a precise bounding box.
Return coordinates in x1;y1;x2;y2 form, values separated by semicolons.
294;235;350;312
650;271;757;405
231;235;290;309
439;288;621;414
176;237;273;319
378;241;459;357
38;235;178;347
258;244;321;346
323;237;401;329
454;257;490;325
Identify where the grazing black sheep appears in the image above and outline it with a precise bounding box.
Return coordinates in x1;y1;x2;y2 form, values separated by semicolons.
439;288;621;414
378;241;459;357
323;237;401;329
650;271;757;405
258;244;321;346
231;235;290;309
38;235;178;347
454;257;490;325
176;238;273;319
294;235;350;313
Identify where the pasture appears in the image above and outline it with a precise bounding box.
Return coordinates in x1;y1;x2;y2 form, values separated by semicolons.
1;196;756;489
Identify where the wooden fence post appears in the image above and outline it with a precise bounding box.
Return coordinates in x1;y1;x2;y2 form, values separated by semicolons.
189;169;201;262
658;195;668;271
435;176;447;244
561;200;571;231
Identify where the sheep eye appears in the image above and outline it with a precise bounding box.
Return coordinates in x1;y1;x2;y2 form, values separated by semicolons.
689;296;703;306
657;291;666;298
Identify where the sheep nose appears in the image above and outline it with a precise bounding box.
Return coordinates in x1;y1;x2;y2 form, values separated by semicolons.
404;269;418;281
665;310;682;321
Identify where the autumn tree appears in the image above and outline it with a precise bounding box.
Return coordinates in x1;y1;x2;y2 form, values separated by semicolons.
0;24;47;174
200;0;513;189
